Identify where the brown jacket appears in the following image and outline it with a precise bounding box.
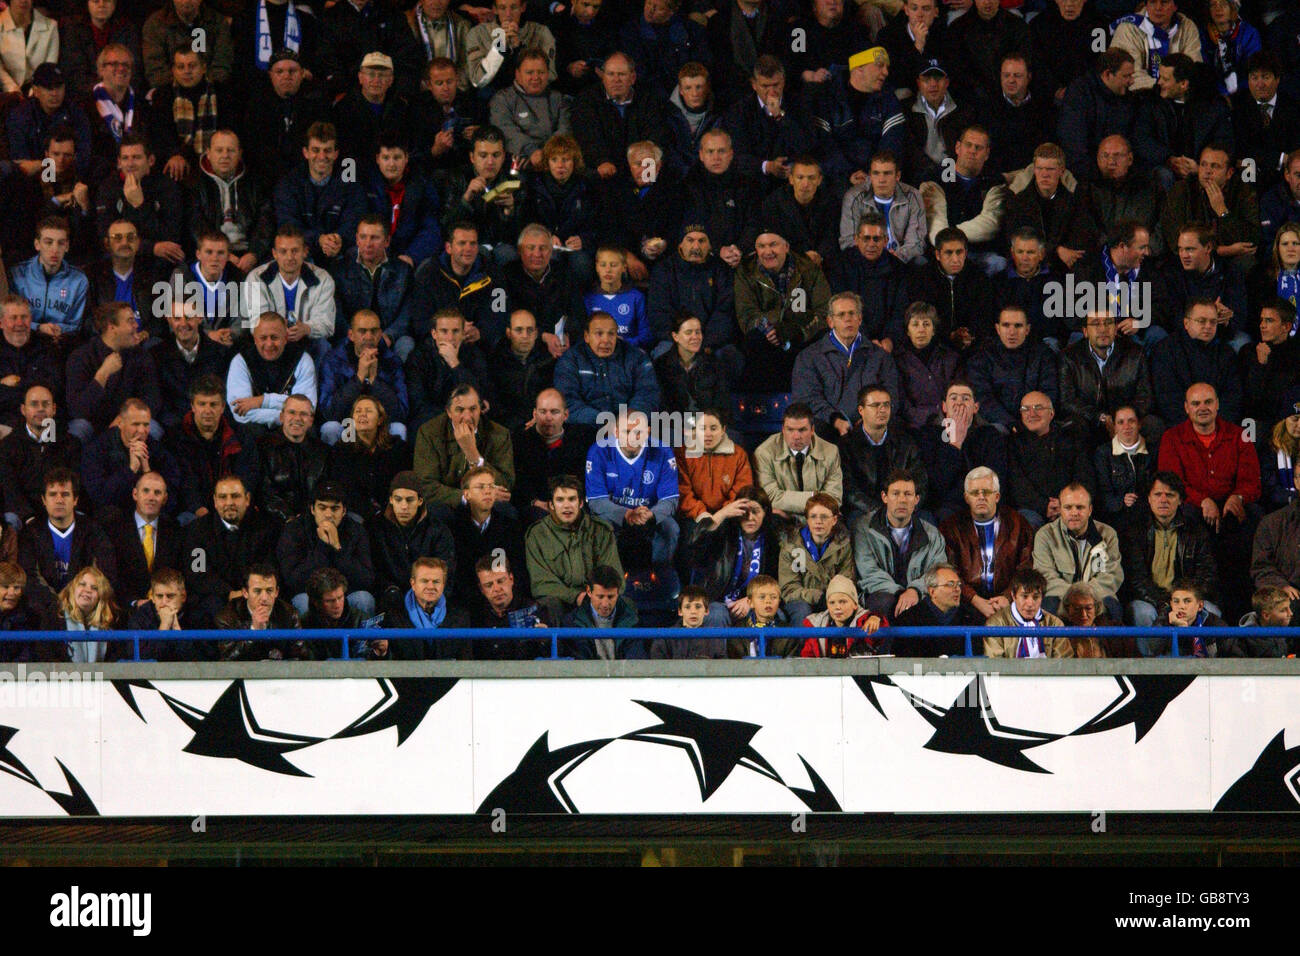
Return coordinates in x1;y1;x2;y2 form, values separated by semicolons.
675;439;753;521
777;524;855;608
939;506;1035;607
983;607;1074;658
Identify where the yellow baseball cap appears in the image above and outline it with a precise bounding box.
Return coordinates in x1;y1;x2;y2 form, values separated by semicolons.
848;47;889;70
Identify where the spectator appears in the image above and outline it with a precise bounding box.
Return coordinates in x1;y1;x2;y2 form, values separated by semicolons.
1134;52;1234;191
917;374;1007;519
983;53;1055;179
584;246;648;350
189;130;272;274
248;393;328;523
437;126;522;270
334;218;418;362
753;402;843;520
0;0;58;95
561;564;643;660
1259;153;1300;250
366;469;456;603
721;55;814;191
681;128;761;267
500;223;587;344
1057;48;1138;181
903;58;975;180
646;224;736;355
1260;391;1300;512
793;292;899;437
516;135;600;288
1123;470;1219;638
1150;298;1245;425
412;383;514;509
81;397;181;516
0;562;60;663
181;476;277;623
1073;219;1174;349
226;312;318;430
908;226;994;349
735;228;831;390
618;0;711;102
298;568;365;660
798;574;887;658
1080;135;1165;258
229;0;322;100
826;214;908;350
243;225;337;351
585;408;679;569
1201;0;1262;97
1153;579;1228;657
1029;0;1108;107
942;0;1029;102
273;121;366;268
1001;142;1093;274
1159;145;1260;271
471;553;549;660
1032;481;1124;619
939;465;1035;622
408;56;480;174
18;467;116;596
0;296;62;430
687;484;783;627
165;373;250;520
851;468;947;619
94;133;184;266
0;384;81;529
103;470;181;606
448;464;527;606
808;45;905;184
919;124;1005;273
1242;301;1299;434
1093;404;1155;532
553;310;658;426
464;0;555;95
327;395;413;519
141;0;233;89
761;156;839;269
597;140;684;280
10;127;95;266
1058;581;1116;658
411;222;501;351
524;473;621;621
488;49;571;169
728;573;795;658
128;568;206;660
276;480;375;618
1058;311;1160;447
893;303;958;434
331;52;414;164
889;561;970;655
1006;391;1094;529
511;387;594;522
318;0;422;97
58;0;142;98
663;61;723;179
550;0;614;97
878;0;944;101
653;313;731;416
674;407;751;539
1250;457;1300;619
167;230;245;338
371;557;468;660
1165;221;1248;347
778;492;855;627
982;567;1073;658
839;383;925;521
214;564;306;662
240;50;329;193
6;65;93;179
10;217;89;343
83;43;147;170
148;48;230;183
649;586;726;660
1108;0;1203;93
966;304;1059;434
318;308;409;443
838;150;926;262
1253;224;1300;323
997;227;1062;345
87;218;155;339
364;136;442;270
66;301;159;441
1219;586;1292;657
59;565;124;664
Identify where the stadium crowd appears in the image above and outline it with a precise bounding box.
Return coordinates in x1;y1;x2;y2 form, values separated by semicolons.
0;0;1298;661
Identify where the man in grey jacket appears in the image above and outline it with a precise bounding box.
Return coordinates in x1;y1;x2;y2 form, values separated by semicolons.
1032;482;1123;619
791;292;899;437
838;151;927;263
487;49;572;170
852;468;947;618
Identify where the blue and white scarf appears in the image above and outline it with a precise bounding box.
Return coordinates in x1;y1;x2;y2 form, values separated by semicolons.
1277;449;1295;495
256;0;302;70
1277;269;1299;318
1115;13;1177;79
1010;602;1045;658
799;525;828;563
417;7;455;62
405;589;447;630
974;517;998;594
1102;246;1139;314
92;83;134;143
725;534;765;602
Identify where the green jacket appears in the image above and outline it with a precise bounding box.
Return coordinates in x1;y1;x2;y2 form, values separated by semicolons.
413;414;515;508
733;251;830;347
524;512;622;606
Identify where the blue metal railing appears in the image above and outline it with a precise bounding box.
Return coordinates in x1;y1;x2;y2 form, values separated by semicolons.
0;626;1294;661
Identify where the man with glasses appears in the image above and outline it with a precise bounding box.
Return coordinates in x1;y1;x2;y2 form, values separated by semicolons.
1006;392;1094;530
839;383;924;521
966;303;1057;434
1059;310;1160;447
889;563;972;656
1151;298;1244;426
84;44;147;174
940;465;1034;622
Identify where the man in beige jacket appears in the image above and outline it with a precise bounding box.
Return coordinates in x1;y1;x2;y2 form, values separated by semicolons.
983;567;1074;658
753;402;843;521
1032;481;1124;620
1107;0;1202;93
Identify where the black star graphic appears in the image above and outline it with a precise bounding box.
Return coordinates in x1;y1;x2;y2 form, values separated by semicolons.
43;758;99;816
788;755;843;812
475;731;614;813
1214;730;1300;811
622;700;775;801
903;675;1063;774
161;680;324;777
111;679;156;721
851;674;895;719
331;677;459;745
0;726;39;788
1069;675;1197;743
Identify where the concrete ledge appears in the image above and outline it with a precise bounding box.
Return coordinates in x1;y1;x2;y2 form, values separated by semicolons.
3;657;1299;679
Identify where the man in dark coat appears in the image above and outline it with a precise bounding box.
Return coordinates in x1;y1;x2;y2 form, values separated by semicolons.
182;475;278;623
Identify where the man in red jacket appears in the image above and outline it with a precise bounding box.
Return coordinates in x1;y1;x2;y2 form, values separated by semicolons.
1156;382;1261;618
